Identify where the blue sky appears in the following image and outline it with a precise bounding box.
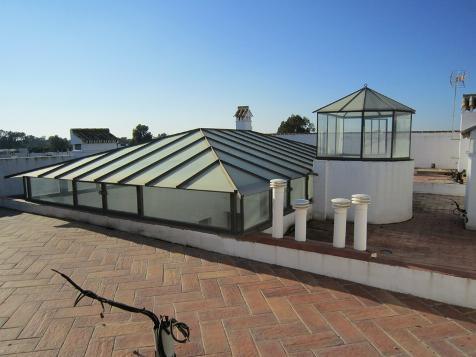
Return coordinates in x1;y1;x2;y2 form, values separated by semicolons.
0;0;474;138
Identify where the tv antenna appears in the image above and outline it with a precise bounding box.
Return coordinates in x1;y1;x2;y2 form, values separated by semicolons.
450;70;467;132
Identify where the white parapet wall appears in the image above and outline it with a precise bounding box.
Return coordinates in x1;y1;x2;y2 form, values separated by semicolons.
0;156;72;197
1;197;475;308
313;159;414;224
275;132;470;170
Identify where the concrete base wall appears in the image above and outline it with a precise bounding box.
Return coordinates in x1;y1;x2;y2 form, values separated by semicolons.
1;198;475;309
313;159;414;224
413;182;466;196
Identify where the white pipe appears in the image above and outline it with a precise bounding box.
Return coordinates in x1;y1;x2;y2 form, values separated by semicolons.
331;198;351;248
293;199;310;242
270;179;287;238
352;194;371;251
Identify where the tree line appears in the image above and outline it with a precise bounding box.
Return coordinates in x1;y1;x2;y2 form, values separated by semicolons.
0;124;166;153
0;116;312;153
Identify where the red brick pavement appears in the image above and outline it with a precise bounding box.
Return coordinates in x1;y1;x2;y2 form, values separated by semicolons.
0;208;475;356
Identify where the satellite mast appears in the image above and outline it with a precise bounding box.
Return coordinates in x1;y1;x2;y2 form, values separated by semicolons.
450;70;467;133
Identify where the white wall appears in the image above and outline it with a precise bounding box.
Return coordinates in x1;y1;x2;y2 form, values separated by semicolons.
276;132;470;170
313;159;414;224
0;156;71;197
70;131;118;157
465;130;476;230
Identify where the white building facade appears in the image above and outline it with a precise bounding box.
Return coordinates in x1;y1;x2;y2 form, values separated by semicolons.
70;128;119;157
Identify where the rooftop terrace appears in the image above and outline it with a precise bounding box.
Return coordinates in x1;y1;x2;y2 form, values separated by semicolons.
0;208;475;356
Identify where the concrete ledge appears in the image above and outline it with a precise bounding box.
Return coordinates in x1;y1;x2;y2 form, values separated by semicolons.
413;181;466;196
2;197;475;309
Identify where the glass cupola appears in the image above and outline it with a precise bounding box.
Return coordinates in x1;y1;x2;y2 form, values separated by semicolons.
313;85;415;160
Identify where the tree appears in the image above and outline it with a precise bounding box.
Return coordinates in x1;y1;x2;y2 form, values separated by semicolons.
277;115;315;134
132;124;153;145
157;133;167;138
48;135;70;152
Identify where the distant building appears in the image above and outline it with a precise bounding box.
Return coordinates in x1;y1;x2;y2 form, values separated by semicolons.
70;128;119;157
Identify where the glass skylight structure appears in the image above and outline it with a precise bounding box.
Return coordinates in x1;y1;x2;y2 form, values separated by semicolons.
314;86;415;160
10;129;314;234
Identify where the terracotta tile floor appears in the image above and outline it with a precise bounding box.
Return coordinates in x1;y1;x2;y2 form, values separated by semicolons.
0;209;475;356
306;194;476;277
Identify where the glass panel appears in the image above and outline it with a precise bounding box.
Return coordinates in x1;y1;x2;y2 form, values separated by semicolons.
152;151;216;187
125;140;209;185
212;129;311;163
290;177;306;203
243;190;270;230
318;113;361;158
363;112;392;158
224;130;314;161
393;112;412;158
208;138;307;175
105;184;137;214
143;187;231;230
216;151;284;180
77;181;103;208
60;144;147;180
22;164;64;178
342;117;361;156
30;178;73;205
223;164;268;194
42;153;105;178
80;132;193;182
183;164;236;192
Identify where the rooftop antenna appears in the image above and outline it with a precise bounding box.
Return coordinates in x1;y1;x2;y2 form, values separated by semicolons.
450;70;467;133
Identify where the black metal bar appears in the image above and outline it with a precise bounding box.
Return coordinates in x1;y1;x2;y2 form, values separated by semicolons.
217;129;314;162
409;114;413;158
240;196;244;234
22;177;27;199
360;112;365;159
268;188;273;223
72;180;78;207
206;135;307;175
286;180;291;208
101;183;107;211
213;147;291;179
26;177;32;199
315;156;412;162
250;131;316;154
230;191;237;234
176;161;219;189
391;111;396;159
63;133;183;181
205;129;312;168
119;138;208;185
219;159;270;182
137;186;144;216
316;114;319;157
144;147;212;187
313;87;363;113
234;130;315;159
305;175;309;200
93;130;199;183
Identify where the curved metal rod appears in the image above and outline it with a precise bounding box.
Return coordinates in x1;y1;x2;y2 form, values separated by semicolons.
52;269;190;356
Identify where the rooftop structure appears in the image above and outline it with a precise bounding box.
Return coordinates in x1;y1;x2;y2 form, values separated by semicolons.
70;128;119;156
9;128;314;233
70;128;119;143
314;85;415;160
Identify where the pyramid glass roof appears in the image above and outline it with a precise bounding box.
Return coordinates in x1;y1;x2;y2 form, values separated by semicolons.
10;129;315;195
